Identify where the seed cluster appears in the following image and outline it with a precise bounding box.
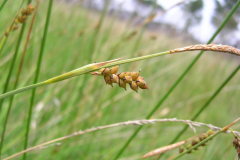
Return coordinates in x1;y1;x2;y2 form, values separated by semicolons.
179;130;214;154
91;66;149;92
5;4;35;37
233;136;240;158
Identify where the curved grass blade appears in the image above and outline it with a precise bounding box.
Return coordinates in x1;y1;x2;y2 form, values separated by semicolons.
113;0;240;159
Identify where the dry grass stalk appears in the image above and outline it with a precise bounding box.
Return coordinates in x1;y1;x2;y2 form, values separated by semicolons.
170;44;240;56
4;118;240;160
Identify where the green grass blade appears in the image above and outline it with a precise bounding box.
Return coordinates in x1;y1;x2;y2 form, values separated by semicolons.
113;1;240;159
22;0;53;159
0;0;8;13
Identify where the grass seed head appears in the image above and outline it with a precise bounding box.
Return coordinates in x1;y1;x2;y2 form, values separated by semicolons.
21;8;28;15
5;31;9;37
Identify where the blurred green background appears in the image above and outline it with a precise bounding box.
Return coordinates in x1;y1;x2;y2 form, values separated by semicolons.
0;0;240;159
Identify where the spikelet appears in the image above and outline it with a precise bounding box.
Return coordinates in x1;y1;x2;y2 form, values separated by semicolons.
104;75;112;87
11;4;35;32
123;76;132;84
111;74;119;83
92;66;149;92
110;66;119;74
130;81;138;93
119;79;126;90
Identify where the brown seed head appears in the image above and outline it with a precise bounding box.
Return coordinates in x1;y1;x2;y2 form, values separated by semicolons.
123;76;132;84
139;83;149;90
110;66;119;74
118;72;126;79
104;75;112;87
131;71;140;81
191;139;198;146
130;81;138;93
102;68;111;76
119;79;126;90
111;74;119;83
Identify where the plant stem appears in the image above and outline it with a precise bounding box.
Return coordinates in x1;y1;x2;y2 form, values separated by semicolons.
22;0;53;159
113;0;240;159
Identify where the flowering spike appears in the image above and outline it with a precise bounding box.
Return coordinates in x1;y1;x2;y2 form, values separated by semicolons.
130;81;138;93
110;65;119;74
119;79;126;90
111;74;119;83
104;75;113;87
123;76;132;84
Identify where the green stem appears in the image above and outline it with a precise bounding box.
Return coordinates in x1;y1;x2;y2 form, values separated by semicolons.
0;36;7;56
22;0;53;159
114;0;240;159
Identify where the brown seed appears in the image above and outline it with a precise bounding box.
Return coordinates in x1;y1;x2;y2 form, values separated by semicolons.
27;4;35;11
130;81;138;93
110;65;119;74
118;72;126;79
123;76;132;84
111;74;119;83
119;79;126;90
131;71;140;81
104;75;112;87
102;68;111;76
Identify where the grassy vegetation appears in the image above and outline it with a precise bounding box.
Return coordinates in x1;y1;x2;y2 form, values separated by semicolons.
0;0;240;159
